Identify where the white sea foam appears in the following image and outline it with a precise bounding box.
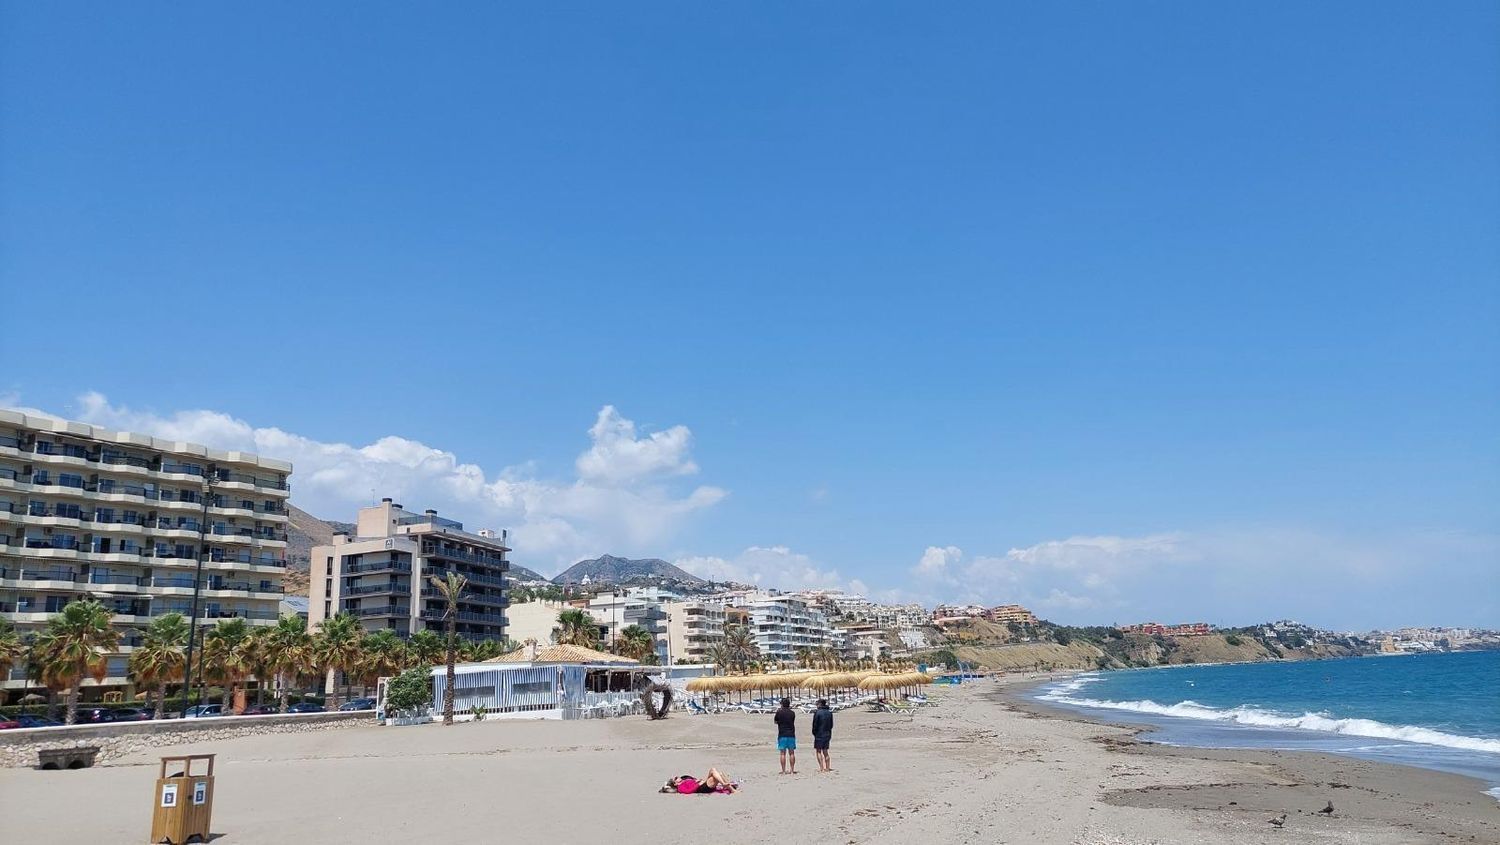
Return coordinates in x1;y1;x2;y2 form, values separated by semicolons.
1037;687;1500;755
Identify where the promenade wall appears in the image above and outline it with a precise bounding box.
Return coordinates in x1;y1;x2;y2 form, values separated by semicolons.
0;712;372;768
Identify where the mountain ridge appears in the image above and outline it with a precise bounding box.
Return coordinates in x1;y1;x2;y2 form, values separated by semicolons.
552;554;706;587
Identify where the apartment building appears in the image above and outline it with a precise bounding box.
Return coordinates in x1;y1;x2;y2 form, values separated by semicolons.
662;600;726;664
986;604;1038;626
0;409;291;696
308;499;508;642
585;591;669;662
742;594;834;663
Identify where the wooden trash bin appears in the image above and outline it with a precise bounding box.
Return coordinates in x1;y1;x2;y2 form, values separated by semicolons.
150;754;215;844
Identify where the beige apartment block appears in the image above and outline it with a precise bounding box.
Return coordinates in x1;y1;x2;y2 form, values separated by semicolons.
663;600;726;664
308;499;509;642
0;409;291;698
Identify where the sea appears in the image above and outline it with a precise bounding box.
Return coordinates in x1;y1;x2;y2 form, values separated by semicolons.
1031;650;1500;800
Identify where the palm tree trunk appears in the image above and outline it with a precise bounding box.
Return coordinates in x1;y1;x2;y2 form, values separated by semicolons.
154;681;167;720
64;681;80;726
277;671;290;713
221;682;233;711
442;620;456;725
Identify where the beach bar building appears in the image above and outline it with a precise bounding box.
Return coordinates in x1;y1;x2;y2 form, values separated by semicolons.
429;642;663;720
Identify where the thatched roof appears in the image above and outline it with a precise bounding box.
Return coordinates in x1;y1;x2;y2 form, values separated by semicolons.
486;643;638;665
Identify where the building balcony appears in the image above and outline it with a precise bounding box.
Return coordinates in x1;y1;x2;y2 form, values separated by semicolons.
212;471;290;494
344;583;411;597
419;544;508;569
423;566;506;589
420;608;506;626
419;587;508;609
345;559;412;576
351;605;411;618
0;566;81;586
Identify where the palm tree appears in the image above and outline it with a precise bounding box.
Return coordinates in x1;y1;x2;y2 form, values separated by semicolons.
129;613;188;719
359;629;407;689
202;618;251;710
723;624;757;674
795;647;813;670
617;625;655;662
706;643;730;675
426;572;468;725
817;645;839;671
0;621;22;682
553;609;600;648
407;629;444;669
236;626;274;705
465;639;508;662
263;615;313;713
312;613;364;709
34;599;120;725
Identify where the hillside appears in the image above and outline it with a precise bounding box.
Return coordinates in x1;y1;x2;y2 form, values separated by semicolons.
917;624;1363;672
552;554;706;587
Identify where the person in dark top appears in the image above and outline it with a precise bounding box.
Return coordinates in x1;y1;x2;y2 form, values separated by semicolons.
774;697;797;774
812;698;834;772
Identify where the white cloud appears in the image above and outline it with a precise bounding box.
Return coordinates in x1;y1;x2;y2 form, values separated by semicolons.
575;405;698;484
47;392;725;574
677;546;851;593
912;528;1500;629
913;545;963;584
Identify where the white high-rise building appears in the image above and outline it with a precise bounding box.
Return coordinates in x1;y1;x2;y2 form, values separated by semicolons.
0;409;291;697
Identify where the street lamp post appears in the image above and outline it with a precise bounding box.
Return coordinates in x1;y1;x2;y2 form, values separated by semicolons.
179;473;214;717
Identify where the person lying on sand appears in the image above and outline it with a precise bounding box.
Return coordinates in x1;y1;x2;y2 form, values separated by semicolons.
662;768;739;795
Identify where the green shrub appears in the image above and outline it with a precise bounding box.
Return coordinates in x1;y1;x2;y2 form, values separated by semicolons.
1225;634;1243;646
384;668;431;715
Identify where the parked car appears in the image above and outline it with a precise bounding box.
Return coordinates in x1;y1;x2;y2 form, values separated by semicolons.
286;702;324;713
75;707;118;724
0;718;20;730
182;704;225;719
110;707;153;721
338;697;376;712
14;714;62;728
239;704;278;716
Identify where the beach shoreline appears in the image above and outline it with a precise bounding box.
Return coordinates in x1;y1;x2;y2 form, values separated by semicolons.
3;678;1496;844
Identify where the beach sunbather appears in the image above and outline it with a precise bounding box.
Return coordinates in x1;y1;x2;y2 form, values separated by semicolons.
662;768;738;795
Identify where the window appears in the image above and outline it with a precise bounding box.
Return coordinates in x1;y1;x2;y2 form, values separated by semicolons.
44;596;70;612
31;471;50;485
325;557;332;576
120;540;140;554
28;500;44;516
95;507;115;523
58;473;83;488
175;544;195;559
123;510;139;525
34;441;54;454
324;601;332;617
240;499;254;510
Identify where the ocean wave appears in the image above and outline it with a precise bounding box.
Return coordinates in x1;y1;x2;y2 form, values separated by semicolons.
1037;689;1500;755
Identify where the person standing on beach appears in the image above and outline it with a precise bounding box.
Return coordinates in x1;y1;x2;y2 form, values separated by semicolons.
774;697;797;774
812;698;834;772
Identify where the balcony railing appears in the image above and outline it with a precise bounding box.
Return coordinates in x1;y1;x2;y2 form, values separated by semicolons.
351;606;411;618
215;471;289;491
205;549;285;565
160;462;206;477
424;566;507;589
100;452;152;469
420;544;508;568
0;434;21;449
90;573;145;586
345;559;411;575
1;568;80;582
343;583;410;597
420;587;508;608
421;608;506;625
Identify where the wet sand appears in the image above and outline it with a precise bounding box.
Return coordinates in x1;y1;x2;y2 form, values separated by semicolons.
2;677;1495;844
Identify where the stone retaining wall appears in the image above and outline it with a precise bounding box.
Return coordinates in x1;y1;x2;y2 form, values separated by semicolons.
0;712;373;769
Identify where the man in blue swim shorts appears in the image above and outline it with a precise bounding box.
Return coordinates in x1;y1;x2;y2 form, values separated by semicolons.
774;697;797;774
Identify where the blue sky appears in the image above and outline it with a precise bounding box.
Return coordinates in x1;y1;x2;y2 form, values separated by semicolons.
2;3;1496;629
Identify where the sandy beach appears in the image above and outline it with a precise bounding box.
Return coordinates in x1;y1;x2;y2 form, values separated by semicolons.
3;677;1496;844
